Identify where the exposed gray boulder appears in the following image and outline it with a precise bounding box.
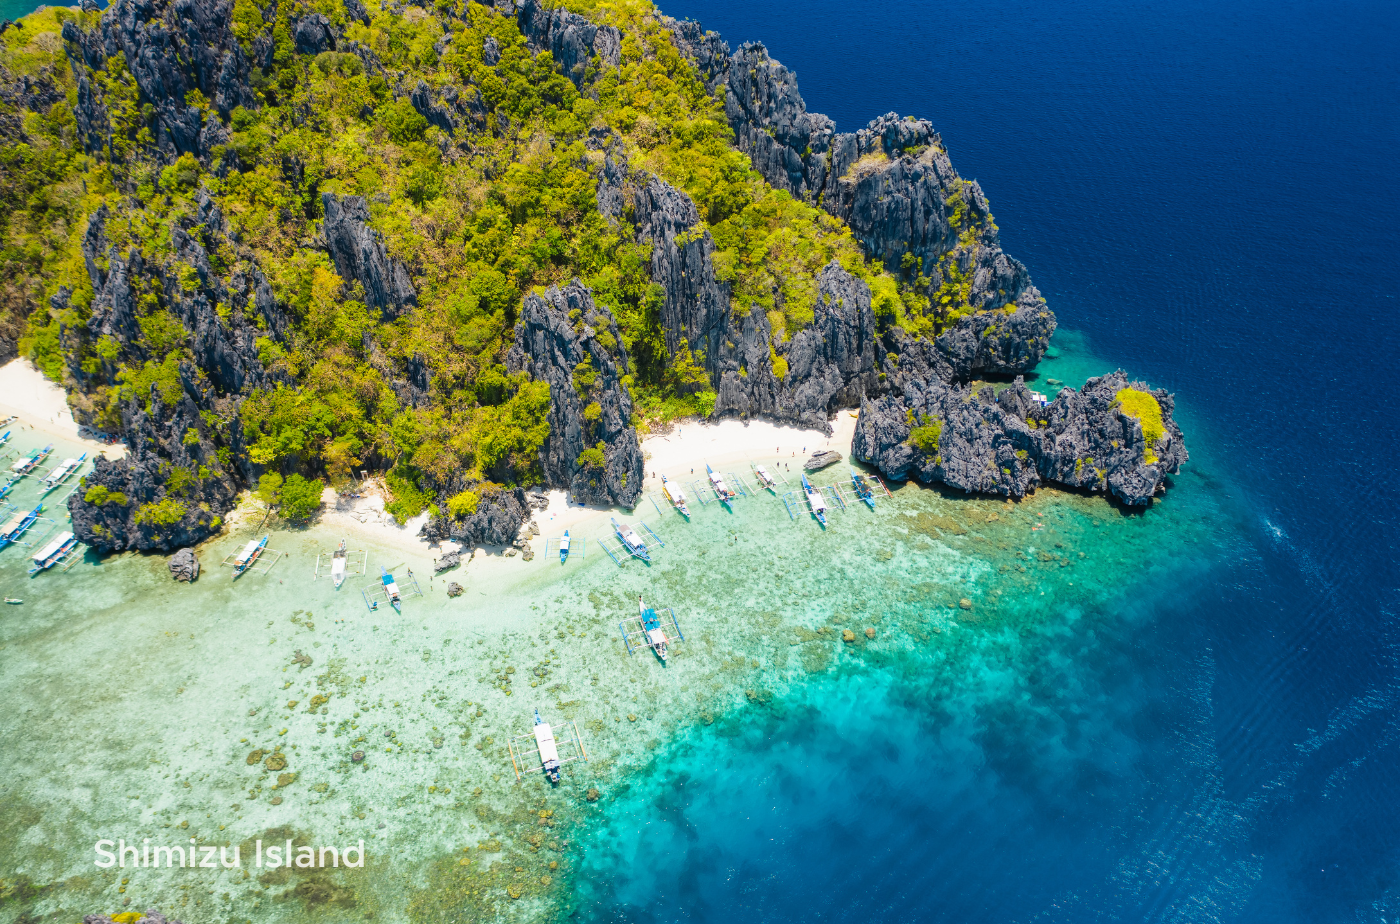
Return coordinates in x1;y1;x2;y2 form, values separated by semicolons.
506;280;644;507
432;549;461;573
804;450;843;472
168;548;199;582
446;581;464;598
320;193;417;320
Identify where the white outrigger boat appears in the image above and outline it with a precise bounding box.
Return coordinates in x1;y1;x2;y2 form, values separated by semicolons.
331;539;348;588
507;709;587;783
660;474;690;516
232;535;268;578
752;463;778;491
611;518;650;561
801;475;828;527
706;464;735;505
0;503;44;549
29;531;77;575
41;453;86;494
10;444;53;480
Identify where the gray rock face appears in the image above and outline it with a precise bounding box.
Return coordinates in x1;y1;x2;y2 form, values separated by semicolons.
432;549;461;573
168;548;199;582
61;0;259;161
515;0;620;87
661;25;1053;370
320;193;417;319
506;281;644;507
422;486;532;548
853;372;1187;506
446;581;464;598
804;450;843;472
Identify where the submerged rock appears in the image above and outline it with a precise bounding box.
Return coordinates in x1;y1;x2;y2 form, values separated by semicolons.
446;582;464;598
804;450;843;472
168;548;199;582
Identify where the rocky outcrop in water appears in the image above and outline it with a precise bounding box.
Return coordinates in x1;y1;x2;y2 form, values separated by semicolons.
168;548;199;581
853;371;1187;505
432;549;461;573
505;280;644;507
320;193;417;319
804;450;842;472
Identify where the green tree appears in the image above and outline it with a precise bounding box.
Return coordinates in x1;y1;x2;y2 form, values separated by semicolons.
279;474;324;519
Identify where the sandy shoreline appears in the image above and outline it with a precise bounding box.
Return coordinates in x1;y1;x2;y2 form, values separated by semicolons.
241;414;863;569
0;358;127;459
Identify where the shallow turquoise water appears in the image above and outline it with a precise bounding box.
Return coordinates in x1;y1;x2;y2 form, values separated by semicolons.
0;352;1233;922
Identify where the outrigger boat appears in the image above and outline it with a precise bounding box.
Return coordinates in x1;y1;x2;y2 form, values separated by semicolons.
559;530;571;564
706;464;735;504
0;481;13;501
753;463;778;491
0;430;10;446
10;444;54;480
638;596;673;662
3;598;20;604
851;469;876;510
232;535;268;578
660;474;690;516
533;709;563;782
0;503;44;549
331;539;348;588
611;517;650;562
41;453;86;494
801;475;828;527
379;566;403;612
29;530;77;575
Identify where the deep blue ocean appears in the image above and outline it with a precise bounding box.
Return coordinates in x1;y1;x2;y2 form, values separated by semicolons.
570;0;1400;921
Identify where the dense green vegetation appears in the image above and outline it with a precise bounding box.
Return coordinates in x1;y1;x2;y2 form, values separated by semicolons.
1114;388;1165;464
907;409;943;456
0;0;960;511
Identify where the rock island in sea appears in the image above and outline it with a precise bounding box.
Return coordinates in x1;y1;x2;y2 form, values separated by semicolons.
0;0;1192;919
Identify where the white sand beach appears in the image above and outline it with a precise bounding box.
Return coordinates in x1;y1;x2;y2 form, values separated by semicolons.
0;358;127;458
274;413;862;566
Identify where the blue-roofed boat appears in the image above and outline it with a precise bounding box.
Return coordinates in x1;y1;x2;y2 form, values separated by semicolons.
0;430;10;446
559;530;571;564
851;469;876;510
380;566;403;612
611;517;650;561
638;596;672;662
801;475;827;527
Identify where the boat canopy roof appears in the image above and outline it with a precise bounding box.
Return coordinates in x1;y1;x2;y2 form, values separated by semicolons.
811;493;827;511
32;531;73;563
235;539;261;561
533;723;560;763
0;514;24;534
647;627;668;646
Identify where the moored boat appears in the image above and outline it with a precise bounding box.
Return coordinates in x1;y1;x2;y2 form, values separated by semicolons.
532;709;562;783
29;531;76;574
0;503;44;549
611;517;650;561
661;474;690;516
851;469;876;510
638;596;671;662
232;535;268;578
802;475;828;527
753;463;777;490
380;566;403;612
41;453;86;494
10;444;53;479
331;539;348;588
559;530;571;564
706;464;735;504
